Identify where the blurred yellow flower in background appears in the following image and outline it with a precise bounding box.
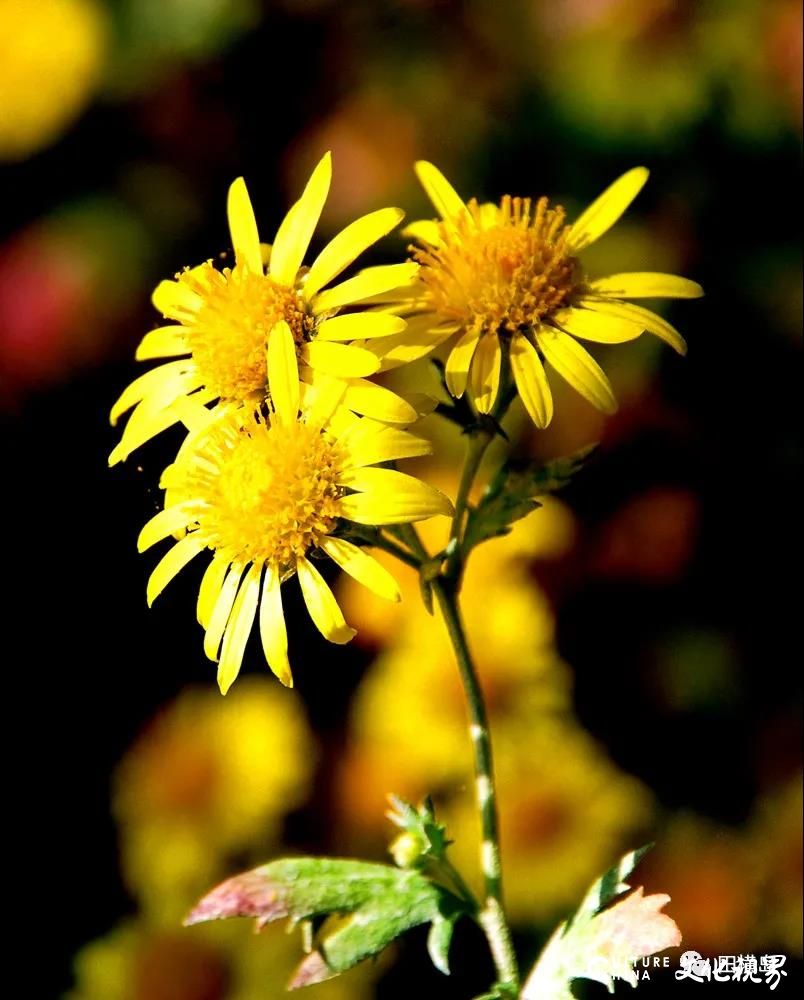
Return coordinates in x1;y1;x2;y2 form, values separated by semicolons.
370;162;701;427
110;152;421;465
69;916;380;1000
443;717;654;925
114;678;314;921
0;0;107;160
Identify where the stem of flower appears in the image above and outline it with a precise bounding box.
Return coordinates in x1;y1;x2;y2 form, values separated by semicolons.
445;427;494;578
432;577;519;990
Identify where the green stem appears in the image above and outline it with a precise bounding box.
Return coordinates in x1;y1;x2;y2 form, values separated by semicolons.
445;428;494;579
432;578;519;989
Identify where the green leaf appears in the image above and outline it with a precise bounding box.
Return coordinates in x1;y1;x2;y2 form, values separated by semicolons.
521;846;682;1000
185;856;466;987
473;984;519;1000
427;913;457;975
463;446;595;551
418;557;443;615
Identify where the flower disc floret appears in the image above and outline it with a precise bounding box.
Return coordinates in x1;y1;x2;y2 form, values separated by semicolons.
173;415;344;575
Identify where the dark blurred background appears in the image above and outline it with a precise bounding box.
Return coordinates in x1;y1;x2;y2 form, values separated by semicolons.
2;1;801;997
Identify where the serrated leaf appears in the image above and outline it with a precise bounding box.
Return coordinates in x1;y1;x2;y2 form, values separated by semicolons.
464;446;595;551
521;847;681;1000
186;857;466;986
569;843;653;929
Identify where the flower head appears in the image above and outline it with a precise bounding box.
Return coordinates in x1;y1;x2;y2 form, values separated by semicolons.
138;329;452;692
370;161;702;427
0;0;107;160
114;678;314;920
110;152;420;464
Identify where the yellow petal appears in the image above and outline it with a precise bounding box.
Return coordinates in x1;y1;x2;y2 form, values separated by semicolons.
109;359;197;425
588;272;704;300
338;468;454;523
341;420;432;469
259;566;292;687
537;327;618;414
339;377;418;424
270;151;332;286
316;313;407;341
401;219;442;245
445;326;481;398
109;383;209;467
321;537;401;602
414;161;469;222
304;207;404;301
552;305;644;344
302;341;380;377
580;299;687;355
297;556;356;644
152;279;202;321
510;336;553;428
146;534;205;606
135;326;190;361
311;262;419;314
198;555;229;628
568;167;649;252
170;390;218;433
367;316;458;372
204;564;244;661
137;503;194;552
267;320;300;425
227;177;262;276
299;370;347;427
109;398;185;467
217;564;261;695
469;333;501;414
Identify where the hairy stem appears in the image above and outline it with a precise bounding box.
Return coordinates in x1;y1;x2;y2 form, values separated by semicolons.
432;578;519;989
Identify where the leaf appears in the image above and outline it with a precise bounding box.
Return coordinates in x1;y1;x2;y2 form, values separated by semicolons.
418;557;443;616
427;913;457;975
473;984;519;1000
186;856;465;986
521;847;682;999
463;446;595;551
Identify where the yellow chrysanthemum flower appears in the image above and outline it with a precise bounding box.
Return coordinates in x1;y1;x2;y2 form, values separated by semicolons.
110;151;421;465
138;329;452;691
0;0;107;160
69;916;381;1000
368;162;703;426
114;678;314;921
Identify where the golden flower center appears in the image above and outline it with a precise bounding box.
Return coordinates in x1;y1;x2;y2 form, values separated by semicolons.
181;417;344;572
180;262;313;401
414;196;579;334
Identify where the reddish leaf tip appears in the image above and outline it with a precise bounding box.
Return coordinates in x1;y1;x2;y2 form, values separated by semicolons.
184;870;288;927
288;951;337;989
